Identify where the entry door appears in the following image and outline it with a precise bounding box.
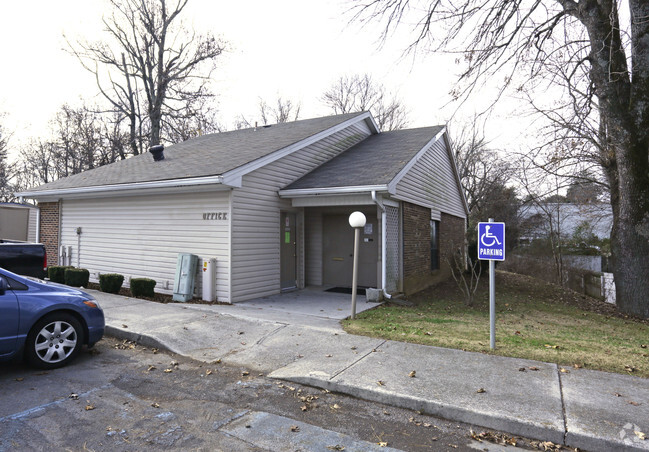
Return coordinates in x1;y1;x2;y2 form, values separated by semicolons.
322;214;378;288
280;212;297;290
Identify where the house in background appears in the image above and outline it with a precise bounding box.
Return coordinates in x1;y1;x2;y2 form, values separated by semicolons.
17;112;468;303
0;202;39;242
518;202;612;244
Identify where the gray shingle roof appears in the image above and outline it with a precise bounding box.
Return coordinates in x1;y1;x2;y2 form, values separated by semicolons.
283;126;444;190
27;112;366;193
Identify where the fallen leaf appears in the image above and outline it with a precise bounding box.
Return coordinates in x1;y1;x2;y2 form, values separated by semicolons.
15;377;24;382
628;401;640;406
151;402;160;408
85;404;95;411
424;331;433;336
378;442;388;447
147;365;156;372
518;367;526;372
544;344;559;349
476;388;486;393
408;370;416;378
164;369;173;373
614;392;624;397
634;431;646;440
573;363;582;369
213;358;221;364
377;380;385;386
326;446;345;451
69;393;79;400
242;371;250;376
325;354;333;358
529;366;540;371
122;324;128;328
331;403;341;410
300;405;308;412
559;368;570;374
624;365;637;372
290;425;300;432
205;369;213;376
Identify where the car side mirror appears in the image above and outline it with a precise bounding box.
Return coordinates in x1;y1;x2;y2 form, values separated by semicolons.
0;277;7;295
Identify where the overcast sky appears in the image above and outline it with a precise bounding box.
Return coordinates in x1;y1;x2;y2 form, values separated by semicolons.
0;0;522;158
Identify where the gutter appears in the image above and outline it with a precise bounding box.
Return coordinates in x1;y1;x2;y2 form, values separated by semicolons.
371;190;391;299
16;175;226;200
279;185;388;198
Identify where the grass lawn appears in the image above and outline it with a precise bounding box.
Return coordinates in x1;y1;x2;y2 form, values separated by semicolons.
343;271;649;378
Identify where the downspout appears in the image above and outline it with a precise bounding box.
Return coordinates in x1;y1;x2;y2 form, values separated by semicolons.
371;190;391;299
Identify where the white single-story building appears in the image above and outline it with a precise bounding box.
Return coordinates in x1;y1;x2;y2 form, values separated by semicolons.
17;112;468;303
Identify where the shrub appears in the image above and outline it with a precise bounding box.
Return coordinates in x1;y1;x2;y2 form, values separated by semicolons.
99;273;124;294
48;266;73;284
64;268;90;287
130;278;156;298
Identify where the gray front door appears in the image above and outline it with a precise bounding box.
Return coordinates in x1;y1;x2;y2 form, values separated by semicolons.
280;212;297;290
322;213;378;288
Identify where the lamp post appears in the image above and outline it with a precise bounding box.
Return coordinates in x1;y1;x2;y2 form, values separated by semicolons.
349;211;366;320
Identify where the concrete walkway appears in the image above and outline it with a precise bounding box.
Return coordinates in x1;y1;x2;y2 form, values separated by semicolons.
92;289;649;452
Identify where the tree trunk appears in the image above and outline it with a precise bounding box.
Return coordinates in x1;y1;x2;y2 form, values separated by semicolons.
607;137;649;318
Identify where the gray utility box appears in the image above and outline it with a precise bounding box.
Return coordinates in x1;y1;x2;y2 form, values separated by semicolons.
173;253;198;302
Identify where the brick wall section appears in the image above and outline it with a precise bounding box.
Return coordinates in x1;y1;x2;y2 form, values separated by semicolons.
439;212;466;272
39;202;60;266
402;201;466;295
402;202;431;284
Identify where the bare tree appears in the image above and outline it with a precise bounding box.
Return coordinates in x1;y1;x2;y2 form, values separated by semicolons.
451;123;512;214
18;104;133;188
354;0;649;318
321;74;408;130
259;97;301;125
0;120;17;202
70;0;226;151
235;96;302;129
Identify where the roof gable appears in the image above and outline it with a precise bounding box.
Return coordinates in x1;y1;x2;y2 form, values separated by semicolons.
283;126;445;191
19;112;375;197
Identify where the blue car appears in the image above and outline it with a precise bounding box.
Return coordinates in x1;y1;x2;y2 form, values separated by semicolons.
0;267;104;369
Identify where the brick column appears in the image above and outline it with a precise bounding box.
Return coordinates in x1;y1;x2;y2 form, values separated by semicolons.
38;202;60;266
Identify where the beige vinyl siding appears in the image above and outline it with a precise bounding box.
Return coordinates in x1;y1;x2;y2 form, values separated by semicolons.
28;208;38;242
60;190;232;302
230;124;371;301
394;138;466;219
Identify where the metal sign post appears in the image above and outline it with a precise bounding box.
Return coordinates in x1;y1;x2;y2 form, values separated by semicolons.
348;212;367;320
477;219;506;350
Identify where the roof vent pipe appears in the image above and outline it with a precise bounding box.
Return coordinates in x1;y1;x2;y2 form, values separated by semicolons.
150;145;165;161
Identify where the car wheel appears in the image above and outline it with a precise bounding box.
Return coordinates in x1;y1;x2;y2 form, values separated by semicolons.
25;313;84;369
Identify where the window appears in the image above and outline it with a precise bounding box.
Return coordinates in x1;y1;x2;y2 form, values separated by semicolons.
431;220;440;270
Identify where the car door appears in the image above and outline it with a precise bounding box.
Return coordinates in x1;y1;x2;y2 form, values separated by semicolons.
0;276;19;357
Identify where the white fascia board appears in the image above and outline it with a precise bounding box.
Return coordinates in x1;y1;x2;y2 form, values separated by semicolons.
221;112;377;186
16;175;226;201
279;185;388;198
387;126;447;194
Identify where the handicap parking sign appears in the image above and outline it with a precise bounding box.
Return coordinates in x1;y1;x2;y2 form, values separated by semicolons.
478;222;505;261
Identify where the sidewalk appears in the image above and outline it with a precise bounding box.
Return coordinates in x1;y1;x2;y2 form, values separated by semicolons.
92;289;649;452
